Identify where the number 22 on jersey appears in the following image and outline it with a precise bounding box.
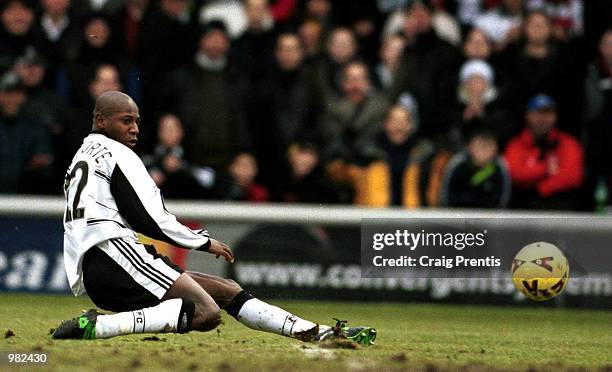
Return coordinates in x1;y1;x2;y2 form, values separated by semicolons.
64;161;89;223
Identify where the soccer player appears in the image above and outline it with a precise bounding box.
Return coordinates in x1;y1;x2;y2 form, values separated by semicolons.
52;91;375;345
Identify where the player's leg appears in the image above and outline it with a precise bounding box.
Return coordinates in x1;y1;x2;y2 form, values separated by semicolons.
53;240;219;339
185;271;241;308
161;273;221;332
185;271;377;345
66;274;221;339
184;270;325;340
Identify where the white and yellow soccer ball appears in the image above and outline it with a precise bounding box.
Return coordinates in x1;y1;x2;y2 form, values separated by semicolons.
511;242;570;301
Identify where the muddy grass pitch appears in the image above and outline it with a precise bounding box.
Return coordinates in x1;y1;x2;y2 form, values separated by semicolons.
1;294;611;371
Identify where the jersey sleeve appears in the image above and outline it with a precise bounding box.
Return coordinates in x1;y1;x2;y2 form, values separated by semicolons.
109;149;210;250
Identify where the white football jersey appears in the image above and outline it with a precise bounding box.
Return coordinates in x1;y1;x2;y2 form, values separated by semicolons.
63;132;210;295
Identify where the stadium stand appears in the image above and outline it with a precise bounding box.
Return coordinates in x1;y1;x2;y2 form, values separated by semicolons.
0;0;610;212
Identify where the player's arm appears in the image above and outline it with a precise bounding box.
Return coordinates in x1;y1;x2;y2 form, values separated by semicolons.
109;151;212;251
208;239;235;263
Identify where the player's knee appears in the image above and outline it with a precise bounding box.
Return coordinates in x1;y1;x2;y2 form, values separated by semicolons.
213;278;243;309
224;278;242;293
198;309;222;332
192;303;222;332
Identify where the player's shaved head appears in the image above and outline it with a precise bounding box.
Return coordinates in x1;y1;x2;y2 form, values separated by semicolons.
92;91;137;128
91;91;141;148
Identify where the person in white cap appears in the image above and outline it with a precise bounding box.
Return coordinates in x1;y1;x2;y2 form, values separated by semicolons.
446;58;514;147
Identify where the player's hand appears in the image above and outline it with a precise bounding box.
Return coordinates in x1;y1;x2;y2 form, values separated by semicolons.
208;238;235;263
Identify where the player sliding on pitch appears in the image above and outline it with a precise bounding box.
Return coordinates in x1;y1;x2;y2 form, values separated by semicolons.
52;91;376;345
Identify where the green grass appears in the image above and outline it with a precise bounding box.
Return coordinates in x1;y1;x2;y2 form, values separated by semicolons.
1;294;611;371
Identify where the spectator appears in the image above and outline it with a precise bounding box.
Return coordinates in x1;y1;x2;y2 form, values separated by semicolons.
201;0;295;39
330;0;385;63
142;0;198;67
382;0;462;47
0;72;53;193
319;61;389;163
0;0;36;74
75;12;125;68
298;0;332;37
446;59;514;147
380;5;410;46
461;26;515;99
215;152;269;202
254;33;320;189
374;33;406;93
199;0;247;39
13;47;76;185
298;18;324;64
13;47;73;138
583;29;612;129
391;1;462;140
451;0;488;31
85;64;122;102
230;0;278;178
347;98;450;208
441;126;511;208
526;0;583;41
500;9;582;135
293;1;333;63
231;0;277;83
583;29;612;209
143;113;215;199
430;1;463;47
312;27;359;101
110;0;151;105
280;142;343;203
271;32;318;144
162;20;249;171
583;0;612;61
139;0;199;115
33;0;81;91
69;12;129;108
461;25;515;95
113;0;151;63
462;26;492;61
506;10;559;101
474;0;524;51
504;94;584;210
65;63;122;156
457;59;499;123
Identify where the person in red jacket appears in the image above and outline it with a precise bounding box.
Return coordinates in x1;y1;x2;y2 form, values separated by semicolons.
504;94;584;210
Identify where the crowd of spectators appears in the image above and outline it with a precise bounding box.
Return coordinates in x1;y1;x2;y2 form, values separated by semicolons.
0;0;610;211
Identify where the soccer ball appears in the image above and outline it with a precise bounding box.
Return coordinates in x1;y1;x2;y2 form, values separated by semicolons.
511;242;570;301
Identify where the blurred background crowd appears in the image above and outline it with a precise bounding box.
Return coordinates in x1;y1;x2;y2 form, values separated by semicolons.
0;0;610;211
